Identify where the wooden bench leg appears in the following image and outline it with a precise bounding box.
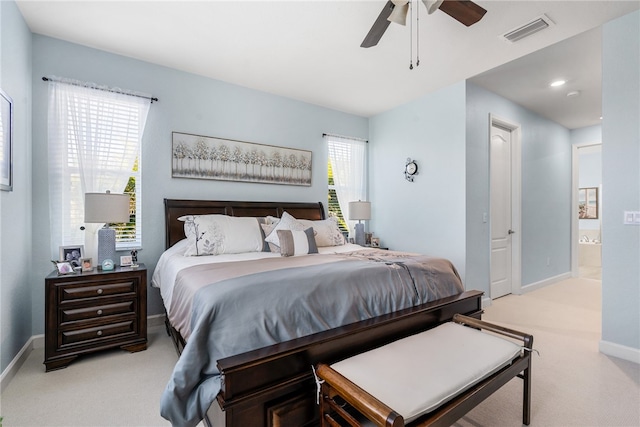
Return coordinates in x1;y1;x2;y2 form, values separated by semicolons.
523;355;532;425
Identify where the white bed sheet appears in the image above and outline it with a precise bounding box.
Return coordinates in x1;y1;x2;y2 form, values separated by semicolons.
151;241;370;312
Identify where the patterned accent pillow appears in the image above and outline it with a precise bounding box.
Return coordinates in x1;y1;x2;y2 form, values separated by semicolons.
298;217;346;247
264;211;305;247
277;228;318;257
178;215;263;256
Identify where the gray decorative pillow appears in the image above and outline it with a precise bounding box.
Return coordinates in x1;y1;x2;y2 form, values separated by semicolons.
260;223;280;253
277;228;318;257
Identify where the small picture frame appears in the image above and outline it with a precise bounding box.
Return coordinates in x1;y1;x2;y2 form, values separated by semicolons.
56;261;74;275
59;245;84;268
81;257;93;272
365;232;372;246
371;237;380;248
120;255;133;267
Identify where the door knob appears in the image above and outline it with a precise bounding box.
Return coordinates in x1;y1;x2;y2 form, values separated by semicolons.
508;229;515;234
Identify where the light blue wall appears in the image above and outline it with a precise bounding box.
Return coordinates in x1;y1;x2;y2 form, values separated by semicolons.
601;10;640;352
30;35;368;329
465;82;572;295
0;0;32;373
369;82;467;280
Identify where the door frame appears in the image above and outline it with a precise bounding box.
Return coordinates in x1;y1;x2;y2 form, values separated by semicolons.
489;114;522;296
571;142;602;276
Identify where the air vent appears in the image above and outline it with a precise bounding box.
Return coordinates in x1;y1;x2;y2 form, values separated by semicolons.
501;14;554;42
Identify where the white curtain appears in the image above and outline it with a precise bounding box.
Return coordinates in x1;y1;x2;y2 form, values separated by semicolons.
47;78;150;260
326;134;367;237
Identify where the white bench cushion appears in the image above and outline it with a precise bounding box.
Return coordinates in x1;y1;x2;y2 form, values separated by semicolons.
330;322;522;423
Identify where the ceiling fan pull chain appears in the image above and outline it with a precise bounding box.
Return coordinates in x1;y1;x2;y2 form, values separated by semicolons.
409;0;413;70
416;0;420;67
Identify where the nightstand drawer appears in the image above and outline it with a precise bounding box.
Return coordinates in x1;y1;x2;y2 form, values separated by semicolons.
60;320;136;347
60;281;136;302
60;300;135;323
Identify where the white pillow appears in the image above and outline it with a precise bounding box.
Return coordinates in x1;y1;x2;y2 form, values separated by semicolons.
264;211;305;247
298;217;346;247
178;215;263;256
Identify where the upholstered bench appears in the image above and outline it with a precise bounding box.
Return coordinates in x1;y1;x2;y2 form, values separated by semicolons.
316;314;533;427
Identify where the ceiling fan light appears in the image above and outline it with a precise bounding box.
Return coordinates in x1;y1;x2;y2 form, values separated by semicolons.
388;2;409;25
422;0;444;14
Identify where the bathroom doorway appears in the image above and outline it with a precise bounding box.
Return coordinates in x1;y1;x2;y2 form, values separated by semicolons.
571;143;602;280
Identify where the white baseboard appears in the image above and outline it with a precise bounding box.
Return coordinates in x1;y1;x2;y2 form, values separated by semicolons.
599;340;640;364
0;334;43;394
481;296;492;309
520;272;572;294
148;313;166;328
1;314;167;392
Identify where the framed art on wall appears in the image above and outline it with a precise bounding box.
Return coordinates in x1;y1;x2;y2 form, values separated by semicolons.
172;132;312;186
0;88;13;191
578;187;598;219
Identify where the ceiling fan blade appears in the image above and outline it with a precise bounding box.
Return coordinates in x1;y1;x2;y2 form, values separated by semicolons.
437;0;487;27
360;0;395;48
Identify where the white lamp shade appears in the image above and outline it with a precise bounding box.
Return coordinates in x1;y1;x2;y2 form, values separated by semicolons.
85;192;130;224
348;201;371;221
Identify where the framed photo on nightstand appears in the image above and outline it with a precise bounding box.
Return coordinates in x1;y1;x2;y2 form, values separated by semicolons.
55;261;74;275
81;258;93;272
59;245;84;268
120;255;133;267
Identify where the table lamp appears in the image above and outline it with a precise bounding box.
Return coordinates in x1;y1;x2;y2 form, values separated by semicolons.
348;201;371;246
85;191;130;268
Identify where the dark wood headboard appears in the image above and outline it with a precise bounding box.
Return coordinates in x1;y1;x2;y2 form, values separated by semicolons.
164;199;326;249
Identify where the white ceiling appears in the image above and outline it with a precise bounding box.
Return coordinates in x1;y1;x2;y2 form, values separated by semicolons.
16;1;640;129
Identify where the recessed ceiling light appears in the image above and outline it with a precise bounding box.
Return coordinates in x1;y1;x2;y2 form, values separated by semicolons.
550;80;566;87
567;90;580;97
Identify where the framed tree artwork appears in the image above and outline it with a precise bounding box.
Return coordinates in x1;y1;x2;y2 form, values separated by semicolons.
172;132;312;186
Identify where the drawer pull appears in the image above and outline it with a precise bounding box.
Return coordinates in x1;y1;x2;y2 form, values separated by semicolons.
97;330;103;336
97;289;103;295
97;309;103;315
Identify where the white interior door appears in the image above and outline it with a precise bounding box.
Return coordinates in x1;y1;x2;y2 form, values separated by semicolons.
490;125;513;299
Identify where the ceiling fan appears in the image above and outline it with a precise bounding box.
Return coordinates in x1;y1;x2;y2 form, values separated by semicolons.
361;0;487;48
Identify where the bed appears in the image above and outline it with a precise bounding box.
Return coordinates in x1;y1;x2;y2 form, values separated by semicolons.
153;199;483;427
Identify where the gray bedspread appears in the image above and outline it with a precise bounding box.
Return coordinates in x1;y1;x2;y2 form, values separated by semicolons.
160;250;463;427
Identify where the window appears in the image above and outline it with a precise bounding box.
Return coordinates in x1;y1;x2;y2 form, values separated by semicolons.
327;160;348;234
324;134;367;238
117;159;141;250
47;79;150;256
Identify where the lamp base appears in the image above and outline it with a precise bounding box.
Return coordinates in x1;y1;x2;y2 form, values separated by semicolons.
354;223;365;246
97;227;117;267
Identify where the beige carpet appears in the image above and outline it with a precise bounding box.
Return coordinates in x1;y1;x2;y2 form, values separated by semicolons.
455;277;639;427
1;277;638;426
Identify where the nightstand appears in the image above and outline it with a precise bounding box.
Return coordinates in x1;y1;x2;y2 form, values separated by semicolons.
44;264;147;372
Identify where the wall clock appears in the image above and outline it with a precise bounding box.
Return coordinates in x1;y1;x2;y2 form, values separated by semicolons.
405;158;418;182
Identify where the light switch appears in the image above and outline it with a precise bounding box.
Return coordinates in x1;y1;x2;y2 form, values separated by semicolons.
624;211;640;225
